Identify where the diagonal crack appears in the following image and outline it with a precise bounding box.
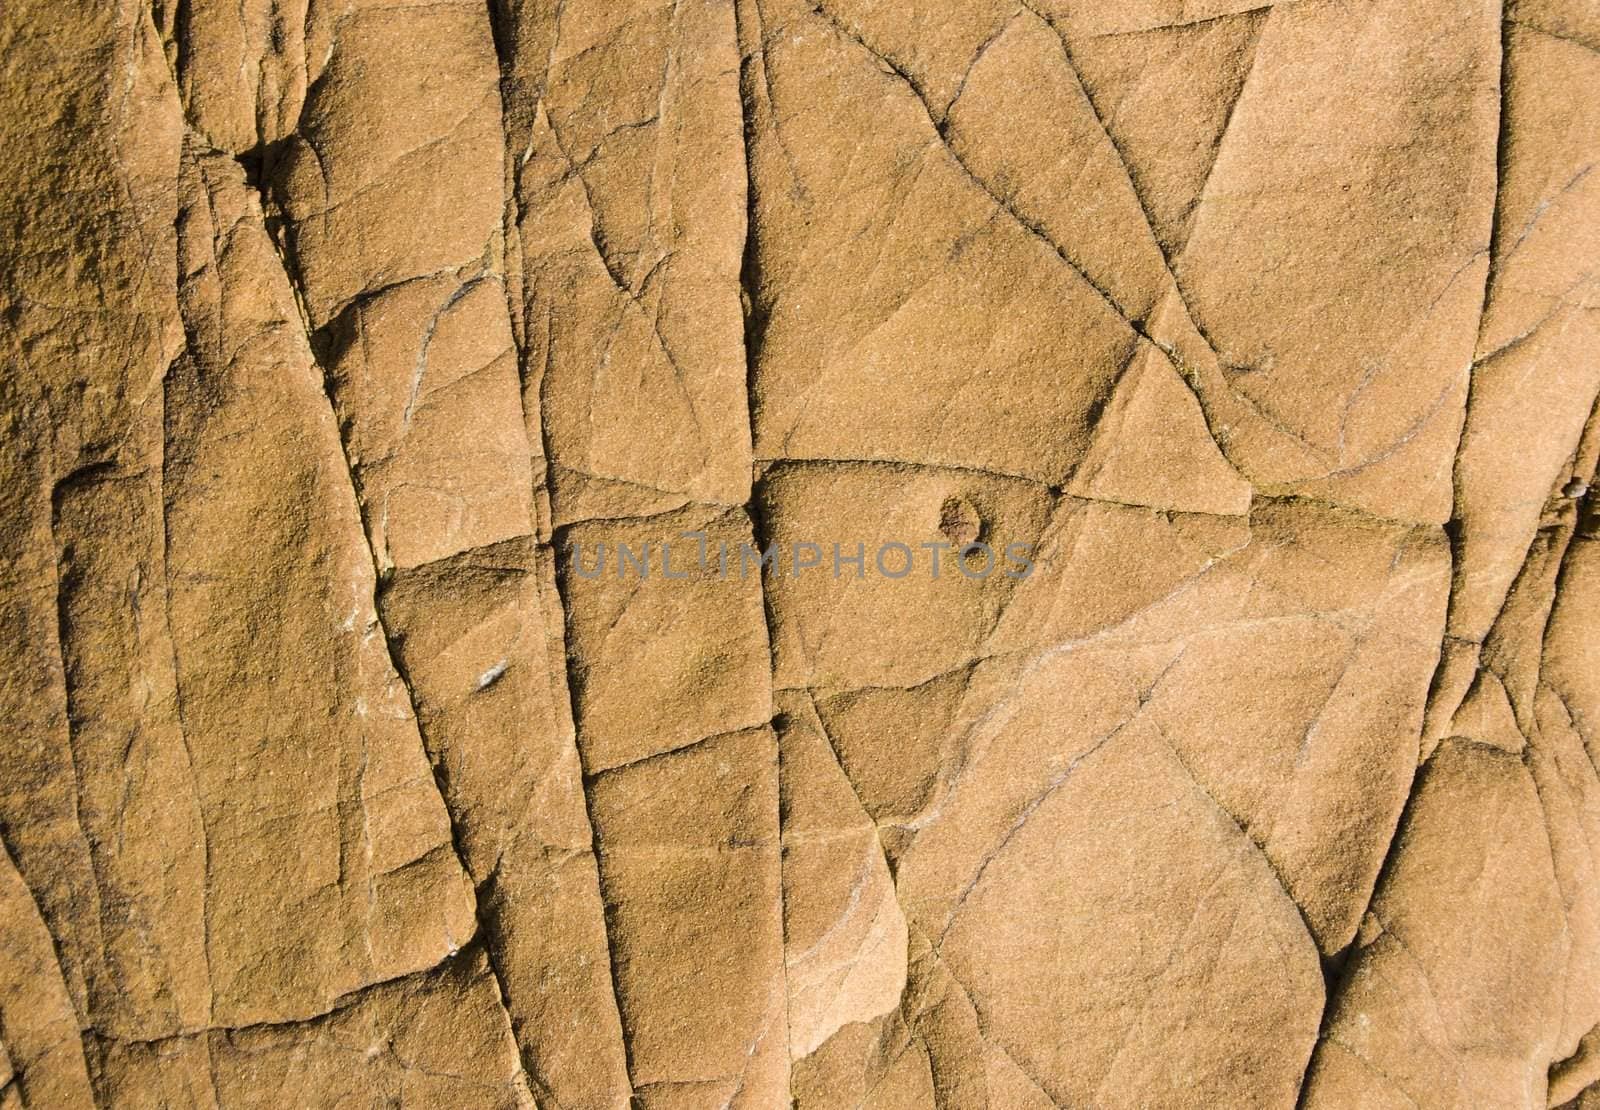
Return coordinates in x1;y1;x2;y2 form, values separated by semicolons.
211;134;532;1069
804;1;1291;482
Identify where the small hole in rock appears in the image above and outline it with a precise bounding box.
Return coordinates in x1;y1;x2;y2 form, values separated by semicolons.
938;495;982;548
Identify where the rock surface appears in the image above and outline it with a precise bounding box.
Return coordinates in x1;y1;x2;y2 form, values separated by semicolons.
0;0;1596;1105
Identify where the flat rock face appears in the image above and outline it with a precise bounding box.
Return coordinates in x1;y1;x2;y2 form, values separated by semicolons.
0;0;1596;1106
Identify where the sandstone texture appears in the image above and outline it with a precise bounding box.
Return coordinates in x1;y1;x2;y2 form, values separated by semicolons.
1;0;1597;1106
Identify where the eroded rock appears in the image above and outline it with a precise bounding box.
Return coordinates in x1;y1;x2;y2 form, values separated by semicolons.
2;0;1597;1105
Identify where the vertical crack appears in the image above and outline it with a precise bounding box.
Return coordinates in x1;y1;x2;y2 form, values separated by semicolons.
544;521;640;1098
499;0;640;1078
736;0;792;1079
157;346;217;1030
1296;8;1513;1105
223;132;527;1055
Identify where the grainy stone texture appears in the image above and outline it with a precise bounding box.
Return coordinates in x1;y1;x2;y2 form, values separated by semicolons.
0;0;1597;1105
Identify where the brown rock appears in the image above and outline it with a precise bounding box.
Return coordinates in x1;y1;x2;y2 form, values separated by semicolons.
2;0;1597;1105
